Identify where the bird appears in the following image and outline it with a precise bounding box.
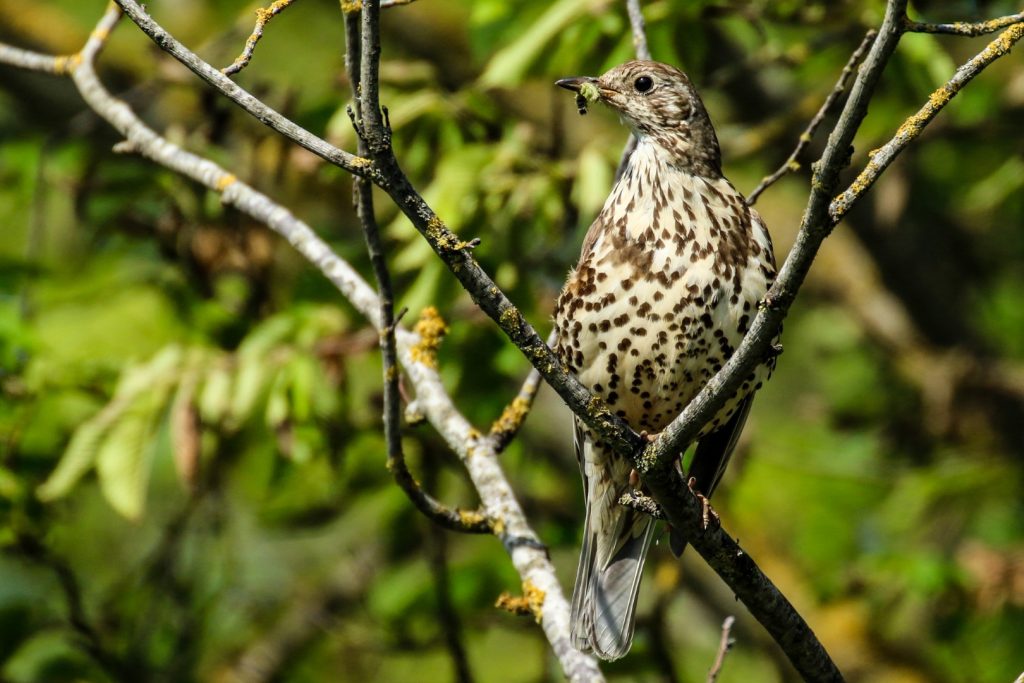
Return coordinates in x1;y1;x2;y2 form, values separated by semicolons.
552;60;778;660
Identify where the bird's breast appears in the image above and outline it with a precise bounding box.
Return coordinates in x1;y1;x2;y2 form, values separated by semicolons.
554;168;774;436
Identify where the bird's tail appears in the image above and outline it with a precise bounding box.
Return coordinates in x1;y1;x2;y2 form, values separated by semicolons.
570;450;656;660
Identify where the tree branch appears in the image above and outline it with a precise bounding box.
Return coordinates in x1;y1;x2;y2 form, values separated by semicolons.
747;29;877;206
12;532;125;679
830;21;1024;222
343;9;490;534
222;0;298;76
706;616;736;683
904;11;1024;36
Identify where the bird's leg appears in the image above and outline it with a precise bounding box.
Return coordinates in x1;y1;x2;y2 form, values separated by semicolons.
687;476;719;530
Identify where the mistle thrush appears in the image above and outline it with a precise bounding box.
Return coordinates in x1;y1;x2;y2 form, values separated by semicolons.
553;60;778;660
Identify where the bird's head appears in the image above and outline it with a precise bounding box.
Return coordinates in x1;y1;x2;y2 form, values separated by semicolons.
556;60;722;176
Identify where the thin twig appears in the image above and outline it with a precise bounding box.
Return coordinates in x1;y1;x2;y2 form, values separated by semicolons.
747;29;877;205
706;616;736;683
830;21;1024;222
348;2;602;679
615;0;651;180
222;0;298;76
487;329;555;452
904;11;1024;36
632;5;914;682
344;9;490;535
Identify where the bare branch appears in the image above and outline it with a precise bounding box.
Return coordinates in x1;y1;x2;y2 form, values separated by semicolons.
344;9;490;535
0;43;64;73
747;29;877;206
706;616;736;683
222;0;299;76
905;11;1024;36
625;0;651;61
830;22;1024;222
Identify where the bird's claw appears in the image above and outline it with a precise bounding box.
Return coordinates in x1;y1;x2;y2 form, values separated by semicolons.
687;476;719;531
638;430;658;444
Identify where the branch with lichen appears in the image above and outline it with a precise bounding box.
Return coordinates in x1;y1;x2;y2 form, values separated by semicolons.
222;0;298;76
830;21;1024;223
904;11;1024;36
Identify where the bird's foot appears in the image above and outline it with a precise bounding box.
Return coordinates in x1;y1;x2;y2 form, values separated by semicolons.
629;468;640;487
687;477;719;531
638;430;659;444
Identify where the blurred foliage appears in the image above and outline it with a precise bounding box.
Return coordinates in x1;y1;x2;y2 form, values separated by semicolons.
1;0;1023;681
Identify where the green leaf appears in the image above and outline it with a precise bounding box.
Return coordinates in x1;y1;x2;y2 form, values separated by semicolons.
95;401;160;521
36;417;111;502
229;356;270;428
264;367;290;428
199;364;232;425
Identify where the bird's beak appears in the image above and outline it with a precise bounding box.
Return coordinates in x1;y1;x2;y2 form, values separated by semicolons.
555;76;598;93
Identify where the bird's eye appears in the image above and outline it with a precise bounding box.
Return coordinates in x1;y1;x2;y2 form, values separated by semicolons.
634;76;653;93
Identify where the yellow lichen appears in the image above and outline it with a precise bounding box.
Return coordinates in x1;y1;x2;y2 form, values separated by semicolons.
498;306;520;332
340;0;362;13
215;174;237;191
424;215;476;252
409;306;448;368
494;580;546;623
349;156;373;169
491;516;506;536
458;509;489;528
489;397;530;438
54;53;82;75
524;580;546;623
